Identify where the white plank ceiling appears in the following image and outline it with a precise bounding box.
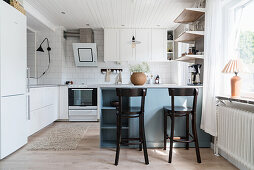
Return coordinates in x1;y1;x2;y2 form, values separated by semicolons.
25;0;196;29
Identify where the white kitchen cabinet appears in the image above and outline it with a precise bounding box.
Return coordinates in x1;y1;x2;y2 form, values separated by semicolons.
119;29;135;61
104;28;167;62
151;29;167;61
0;1;28;159
1;95;27;159
0;2;27;97
28;86;59;136
104;29;119;61
59;86;69;120
135;29;151;61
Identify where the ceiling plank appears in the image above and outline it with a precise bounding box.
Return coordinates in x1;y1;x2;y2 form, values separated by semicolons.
25;0;196;30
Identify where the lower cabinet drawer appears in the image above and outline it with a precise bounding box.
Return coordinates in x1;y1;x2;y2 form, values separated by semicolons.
69;110;97;121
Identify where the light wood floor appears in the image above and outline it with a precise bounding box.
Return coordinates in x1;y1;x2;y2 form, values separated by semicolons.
0;122;238;170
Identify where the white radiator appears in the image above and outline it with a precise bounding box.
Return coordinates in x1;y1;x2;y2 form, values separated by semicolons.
216;105;254;170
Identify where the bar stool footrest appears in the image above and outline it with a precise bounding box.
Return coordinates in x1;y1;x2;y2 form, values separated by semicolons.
173;139;195;143
121;142;142;145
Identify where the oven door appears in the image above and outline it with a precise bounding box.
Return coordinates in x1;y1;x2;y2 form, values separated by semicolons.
68;88;97;107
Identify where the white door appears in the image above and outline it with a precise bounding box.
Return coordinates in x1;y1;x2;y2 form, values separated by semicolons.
104;29;119;61
151;29;167;61
135;29;151;61
0;95;27;159
0;1;27;96
119;29;135;61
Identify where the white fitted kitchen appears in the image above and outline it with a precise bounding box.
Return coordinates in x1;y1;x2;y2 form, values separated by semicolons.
0;0;254;169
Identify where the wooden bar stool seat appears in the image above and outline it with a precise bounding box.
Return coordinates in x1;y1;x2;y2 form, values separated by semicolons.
164;106;193;112
163;88;201;163
114;88;149;166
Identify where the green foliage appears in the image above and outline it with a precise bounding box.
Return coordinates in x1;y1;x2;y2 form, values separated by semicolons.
129;62;150;73
239;31;254;64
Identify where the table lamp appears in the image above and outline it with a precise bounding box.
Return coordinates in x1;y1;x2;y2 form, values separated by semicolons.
222;59;243;98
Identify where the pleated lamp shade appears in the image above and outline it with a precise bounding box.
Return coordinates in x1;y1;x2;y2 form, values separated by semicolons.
222;59;243;74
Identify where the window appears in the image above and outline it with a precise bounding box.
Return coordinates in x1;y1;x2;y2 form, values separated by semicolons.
237;0;254;96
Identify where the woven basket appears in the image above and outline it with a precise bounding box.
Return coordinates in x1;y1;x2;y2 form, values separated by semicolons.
10;0;26;15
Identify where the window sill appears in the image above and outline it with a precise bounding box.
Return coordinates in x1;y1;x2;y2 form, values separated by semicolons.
216;95;254;105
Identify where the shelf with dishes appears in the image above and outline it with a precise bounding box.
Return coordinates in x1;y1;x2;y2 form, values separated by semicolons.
175;31;204;43
174;8;205;23
166;30;174;60
175;55;204;62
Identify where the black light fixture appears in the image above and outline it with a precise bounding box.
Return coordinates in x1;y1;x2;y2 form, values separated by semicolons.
36;38;51;52
36;45;44;52
36;38;51;78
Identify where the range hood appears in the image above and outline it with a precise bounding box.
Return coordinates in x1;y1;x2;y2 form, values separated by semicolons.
71;28;98;67
73;43;97;67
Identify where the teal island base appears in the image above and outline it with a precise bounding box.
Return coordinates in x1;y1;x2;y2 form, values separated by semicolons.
99;87;211;148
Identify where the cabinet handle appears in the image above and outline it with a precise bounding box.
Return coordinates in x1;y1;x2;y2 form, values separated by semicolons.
71;89;93;91
27;96;31;120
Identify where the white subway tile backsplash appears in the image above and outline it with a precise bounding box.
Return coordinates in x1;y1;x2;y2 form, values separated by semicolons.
32;28;178;85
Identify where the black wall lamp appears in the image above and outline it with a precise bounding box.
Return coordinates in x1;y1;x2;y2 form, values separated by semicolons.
36;38;51;52
36;38;51;79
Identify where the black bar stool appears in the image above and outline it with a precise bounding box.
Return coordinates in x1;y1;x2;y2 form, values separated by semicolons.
115;88;149;166
163;88;201;163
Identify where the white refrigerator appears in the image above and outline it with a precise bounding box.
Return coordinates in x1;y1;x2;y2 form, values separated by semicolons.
0;1;28;159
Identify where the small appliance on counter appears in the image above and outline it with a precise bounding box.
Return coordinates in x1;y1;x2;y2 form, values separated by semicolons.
188;64;202;85
68;86;98;121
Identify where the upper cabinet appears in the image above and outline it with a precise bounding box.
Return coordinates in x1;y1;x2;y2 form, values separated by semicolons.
135;29;151;61
151;29;167;62
104;28;167;62
119;29;135;61
104;29;119;61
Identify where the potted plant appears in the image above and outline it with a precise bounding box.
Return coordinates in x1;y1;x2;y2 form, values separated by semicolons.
129;62;150;85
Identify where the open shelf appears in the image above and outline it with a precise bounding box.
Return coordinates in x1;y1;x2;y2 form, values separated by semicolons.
175;55;204;62
174;8;205;23
101;106;116;110
101;123;128;129
101;128;129;148
175;31;204;43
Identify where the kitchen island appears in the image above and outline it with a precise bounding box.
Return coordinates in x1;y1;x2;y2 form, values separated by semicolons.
99;84;211;148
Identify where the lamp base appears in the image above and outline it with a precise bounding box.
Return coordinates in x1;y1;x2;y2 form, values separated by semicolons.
231;75;241;98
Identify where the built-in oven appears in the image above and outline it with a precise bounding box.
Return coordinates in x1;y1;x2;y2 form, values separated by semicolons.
68;88;98;121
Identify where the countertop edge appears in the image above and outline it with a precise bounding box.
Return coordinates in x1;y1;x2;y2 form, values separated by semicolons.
30;84;203;89
29;84;68;88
